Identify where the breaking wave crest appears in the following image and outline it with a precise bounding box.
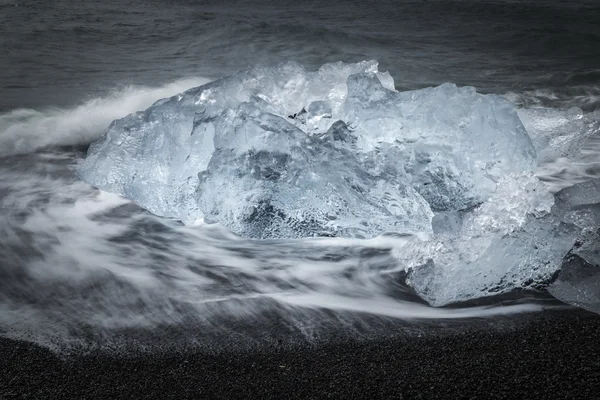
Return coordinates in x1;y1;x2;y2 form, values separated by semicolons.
0;77;211;156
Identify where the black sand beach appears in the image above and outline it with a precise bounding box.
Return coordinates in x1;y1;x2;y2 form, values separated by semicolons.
2;309;599;399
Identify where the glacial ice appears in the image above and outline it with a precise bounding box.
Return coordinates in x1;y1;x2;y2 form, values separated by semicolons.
553;179;600;267
78;60;599;307
195;103;432;239
398;178;600;307
548;180;600;313
549;255;600;314
78;60;536;237
395;173;579;306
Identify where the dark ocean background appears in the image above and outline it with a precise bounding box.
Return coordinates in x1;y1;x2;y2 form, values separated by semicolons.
2;0;600;112
1;0;599;351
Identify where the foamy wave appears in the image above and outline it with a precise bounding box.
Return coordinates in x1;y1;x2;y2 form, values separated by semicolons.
0;77;211;156
503;85;600;112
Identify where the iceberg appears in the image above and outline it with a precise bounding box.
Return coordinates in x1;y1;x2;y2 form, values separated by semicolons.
78;60;536;238
78;60;599;307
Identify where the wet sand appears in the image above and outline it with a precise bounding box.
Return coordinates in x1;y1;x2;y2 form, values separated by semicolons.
1;309;599;399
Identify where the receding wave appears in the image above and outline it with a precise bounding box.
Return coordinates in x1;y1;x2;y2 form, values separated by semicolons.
0;77;211;157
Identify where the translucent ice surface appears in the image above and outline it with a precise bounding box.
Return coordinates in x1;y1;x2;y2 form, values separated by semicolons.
549;255;600;314
548;180;600;313
397;178;600;307
78;60;536;238
195;103;432;239
393;173;579;306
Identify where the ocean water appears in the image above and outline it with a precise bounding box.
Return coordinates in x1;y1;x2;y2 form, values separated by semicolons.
1;0;599;351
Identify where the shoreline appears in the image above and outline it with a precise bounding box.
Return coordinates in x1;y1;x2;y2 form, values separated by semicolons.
2;308;599;399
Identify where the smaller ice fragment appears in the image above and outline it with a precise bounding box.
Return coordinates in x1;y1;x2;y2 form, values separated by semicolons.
395;173;578;306
553;179;600;222
549;255;600;314
547;179;600;314
572;227;600;267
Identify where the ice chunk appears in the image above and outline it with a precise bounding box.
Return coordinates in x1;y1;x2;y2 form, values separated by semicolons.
549;255;600;314
546;179;600;313
406;178;600;309
553;179;600;268
341;74;537;211
554;179;600;220
79;60;539;239
394;174;579;306
78;61;387;218
78;61;398;230
542;179;600;314
572;227;600;267
194;102;433;239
